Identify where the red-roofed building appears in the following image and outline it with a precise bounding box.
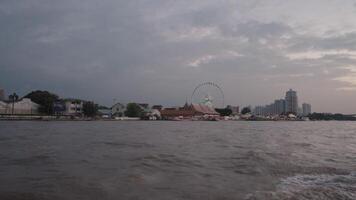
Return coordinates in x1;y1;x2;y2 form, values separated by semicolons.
160;103;219;119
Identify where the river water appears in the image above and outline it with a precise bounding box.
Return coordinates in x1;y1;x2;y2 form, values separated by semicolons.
0;121;355;200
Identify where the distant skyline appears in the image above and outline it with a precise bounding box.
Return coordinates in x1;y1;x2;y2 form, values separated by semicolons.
1;1;356;113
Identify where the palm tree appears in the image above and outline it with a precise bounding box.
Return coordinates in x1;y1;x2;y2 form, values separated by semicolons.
9;93;19;115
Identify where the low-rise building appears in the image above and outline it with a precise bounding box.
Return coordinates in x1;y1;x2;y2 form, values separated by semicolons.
63;99;84;116
142;109;161;120
0;101;8;114
152;105;163;110
53;101;66;115
111;102;126;117
52;99;84;116
160;103;219;119
138;103;149;110
0;98;39;115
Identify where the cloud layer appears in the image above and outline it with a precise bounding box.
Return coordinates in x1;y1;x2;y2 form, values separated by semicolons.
1;0;356;113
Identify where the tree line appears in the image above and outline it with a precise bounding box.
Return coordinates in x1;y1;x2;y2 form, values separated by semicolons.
308;113;356;121
23;90;147;118
24;90;98;117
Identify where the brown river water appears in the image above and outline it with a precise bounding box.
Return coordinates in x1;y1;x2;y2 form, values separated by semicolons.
0;121;355;200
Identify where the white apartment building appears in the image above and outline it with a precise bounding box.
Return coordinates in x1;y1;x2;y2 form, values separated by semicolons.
64;100;84;116
111;102;126;117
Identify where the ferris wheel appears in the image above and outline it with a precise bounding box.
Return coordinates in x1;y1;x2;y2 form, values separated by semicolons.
191;82;225;108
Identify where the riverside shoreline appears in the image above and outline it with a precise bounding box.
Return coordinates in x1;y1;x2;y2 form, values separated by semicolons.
0;115;141;121
0;115;316;121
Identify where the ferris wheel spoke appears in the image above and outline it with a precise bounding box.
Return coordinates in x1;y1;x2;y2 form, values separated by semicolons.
191;82;224;108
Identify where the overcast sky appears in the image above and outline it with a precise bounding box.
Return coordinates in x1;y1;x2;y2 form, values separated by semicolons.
1;0;356;113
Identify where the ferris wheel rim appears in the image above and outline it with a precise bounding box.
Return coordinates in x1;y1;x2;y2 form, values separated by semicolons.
190;82;225;107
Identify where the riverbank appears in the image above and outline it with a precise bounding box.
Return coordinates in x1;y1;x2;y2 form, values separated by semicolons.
0;116;330;121
0;115;143;121
2;114;355;121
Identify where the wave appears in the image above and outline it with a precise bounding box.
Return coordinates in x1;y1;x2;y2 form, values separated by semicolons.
245;172;356;200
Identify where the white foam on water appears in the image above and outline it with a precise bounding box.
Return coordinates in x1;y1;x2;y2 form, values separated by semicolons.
245;172;356;200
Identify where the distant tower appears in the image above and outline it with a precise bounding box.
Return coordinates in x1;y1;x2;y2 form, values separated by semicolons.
285;89;298;114
0;88;5;101
302;103;312;116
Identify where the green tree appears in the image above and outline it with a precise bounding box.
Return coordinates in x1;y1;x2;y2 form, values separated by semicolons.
124;103;143;117
308;112;356;121
215;108;232;116
241;107;251;115
83;101;98;117
24;90;59;114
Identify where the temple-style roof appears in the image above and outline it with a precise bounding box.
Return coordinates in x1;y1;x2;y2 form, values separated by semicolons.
191;104;219;115
160;103;219;118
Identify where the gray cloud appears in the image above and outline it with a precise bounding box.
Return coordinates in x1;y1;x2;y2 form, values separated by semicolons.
1;0;356;113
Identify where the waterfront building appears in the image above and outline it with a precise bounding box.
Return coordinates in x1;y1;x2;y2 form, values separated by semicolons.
264;104;272;115
0;98;39;115
143;109;161;120
52;99;84;116
152;105;163;110
285;89;298;114
63;99;84;116
254;89;307;117
302;103;312;116
274;99;286;115
53;101;66;115
138;103;149;110
111;102;126;117
253;106;264;116
160;103;219;119
136;103;162;120
254;99;285;117
0;101;7;114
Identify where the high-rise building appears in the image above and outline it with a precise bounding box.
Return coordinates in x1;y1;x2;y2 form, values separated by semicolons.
285;89;298;114
0;88;5;101
254;99;286;116
274;99;286;115
302;103;312;116
253;106;264;116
